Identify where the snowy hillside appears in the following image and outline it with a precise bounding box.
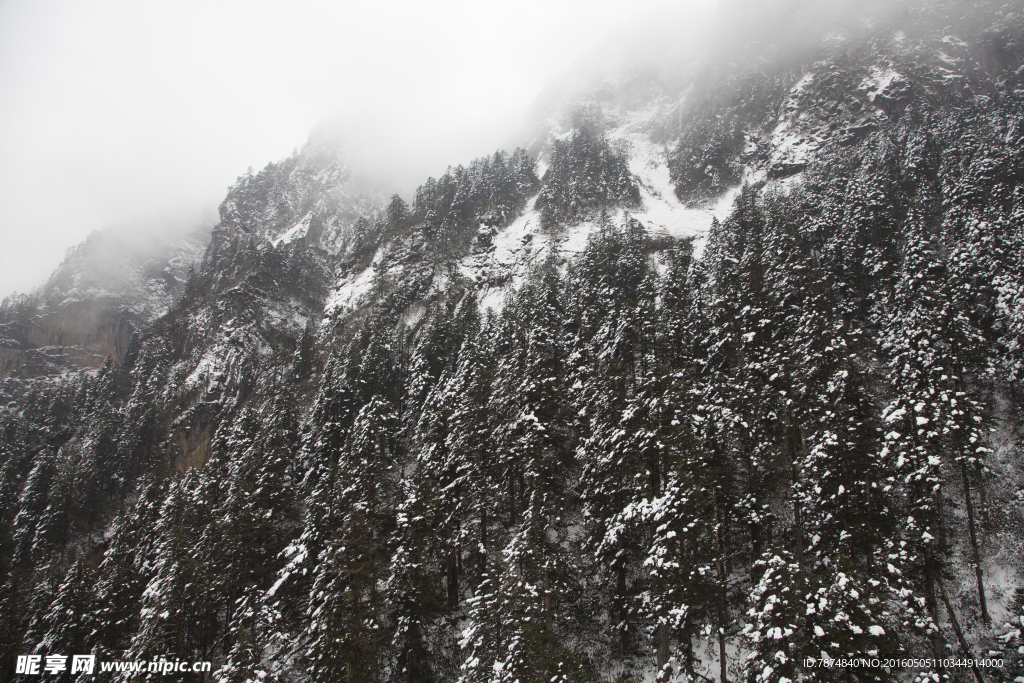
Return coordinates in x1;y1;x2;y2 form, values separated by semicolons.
3;2;1024;683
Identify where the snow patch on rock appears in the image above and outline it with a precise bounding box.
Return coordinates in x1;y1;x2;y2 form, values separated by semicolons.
858;66;902;101
326;264;376;314
459;102;742;313
272;212;312;247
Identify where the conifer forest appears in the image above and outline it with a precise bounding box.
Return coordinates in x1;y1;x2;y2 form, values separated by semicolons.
4;1;1024;681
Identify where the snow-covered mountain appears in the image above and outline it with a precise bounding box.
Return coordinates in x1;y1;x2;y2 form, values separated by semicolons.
0;220;209;383
3;1;1024;682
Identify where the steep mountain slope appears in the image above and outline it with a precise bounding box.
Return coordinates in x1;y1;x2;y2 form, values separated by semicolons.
0;220;209;382
3;1;1024;682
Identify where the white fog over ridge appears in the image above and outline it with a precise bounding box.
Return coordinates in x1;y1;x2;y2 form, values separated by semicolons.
0;0;715;298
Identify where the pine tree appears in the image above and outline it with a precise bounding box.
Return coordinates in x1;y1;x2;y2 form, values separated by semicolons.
743;551;808;683
294;319;319;382
803;562;895;682
387;477;451;683
464;266;585;683
877;212;956;661
127;471;214;678
387;195;410;232
306;397;399;683
637;381;716;681
212;397;300;681
35;557;96;680
93;479;165;662
440;314;498;590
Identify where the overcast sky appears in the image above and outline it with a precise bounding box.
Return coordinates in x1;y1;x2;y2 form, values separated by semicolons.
0;0;716;297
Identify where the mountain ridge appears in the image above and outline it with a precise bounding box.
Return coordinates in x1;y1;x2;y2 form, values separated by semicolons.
3;1;1024;681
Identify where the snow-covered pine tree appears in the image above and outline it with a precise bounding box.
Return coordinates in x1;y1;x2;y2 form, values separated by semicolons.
461;265;585;683
387;475;452;683
211;396;300;682
743;551;808;683
92;479;165;664
877;210;958;662
306;397;399;682
126;471;215;679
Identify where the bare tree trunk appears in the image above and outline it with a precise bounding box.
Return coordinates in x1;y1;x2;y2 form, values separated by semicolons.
960;460;990;625
714;489;728;683
656;622;670;678
975;460;989;529
742;427;762;561
923;547;944;660
937;577;986;683
652;434;668;678
793;426;807;571
682;616;695;679
480;507;488;575
544;567;554;653
936;485;947;548
616;561;628;657
447;549;459;610
681;537;695;679
224;597;234;653
648;447;662;502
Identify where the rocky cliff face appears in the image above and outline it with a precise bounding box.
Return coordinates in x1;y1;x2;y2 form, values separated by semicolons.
0;221;209;382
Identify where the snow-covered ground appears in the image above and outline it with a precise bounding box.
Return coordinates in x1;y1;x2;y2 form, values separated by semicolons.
464;104;742;313
271;212;312;247
858;65;903;102
617;124;740;241
322;99;749;317
325;263;376;315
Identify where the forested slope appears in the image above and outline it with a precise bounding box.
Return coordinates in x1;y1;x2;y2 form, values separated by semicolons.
3;1;1024;682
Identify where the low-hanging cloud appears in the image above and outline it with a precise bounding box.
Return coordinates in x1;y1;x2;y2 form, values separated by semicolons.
0;0;723;298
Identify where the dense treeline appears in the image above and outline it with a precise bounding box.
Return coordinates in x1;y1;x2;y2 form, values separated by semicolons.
5;4;1024;679
412;148;540;233
339;148;541;271
4;94;1024;680
537;125;640;229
